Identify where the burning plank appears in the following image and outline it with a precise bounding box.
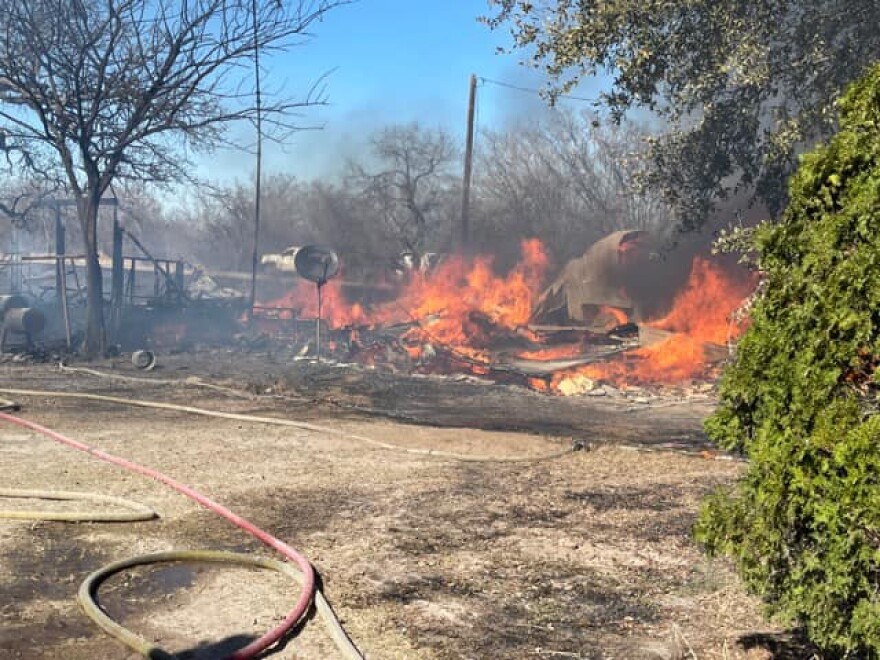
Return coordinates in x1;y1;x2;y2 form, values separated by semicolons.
499;350;628;377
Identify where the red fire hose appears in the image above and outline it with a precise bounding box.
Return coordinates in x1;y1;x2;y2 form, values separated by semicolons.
0;411;359;659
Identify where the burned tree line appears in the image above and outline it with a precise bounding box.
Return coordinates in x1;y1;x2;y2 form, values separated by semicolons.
205;112;671;272
2;113;668;278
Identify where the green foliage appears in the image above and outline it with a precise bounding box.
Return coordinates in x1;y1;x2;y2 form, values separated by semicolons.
695;63;880;656
484;1;880;229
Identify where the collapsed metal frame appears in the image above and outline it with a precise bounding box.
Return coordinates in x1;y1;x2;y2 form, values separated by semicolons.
0;197;187;348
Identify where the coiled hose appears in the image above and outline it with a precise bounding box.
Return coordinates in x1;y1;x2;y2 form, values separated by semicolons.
0;410;363;660
79;550;358;660
0;489;158;522
0;396;158;523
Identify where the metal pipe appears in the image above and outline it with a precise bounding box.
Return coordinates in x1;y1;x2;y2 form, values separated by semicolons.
4;307;45;335
315;283;323;360
0;295;28;319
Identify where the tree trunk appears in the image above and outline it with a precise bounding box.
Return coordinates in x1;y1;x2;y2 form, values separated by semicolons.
80;196;105;356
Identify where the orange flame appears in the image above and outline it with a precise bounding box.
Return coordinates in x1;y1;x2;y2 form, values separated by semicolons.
552;258;755;389
529;377;550;392
256;279;370;327
551;334;707;388
254;244;755;392
255;239;550;363
398;238;548;358
517;344;586;361
598;305;629;328
648;258;753;344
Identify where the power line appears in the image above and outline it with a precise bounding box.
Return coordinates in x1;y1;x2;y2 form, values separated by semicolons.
478;77;601;103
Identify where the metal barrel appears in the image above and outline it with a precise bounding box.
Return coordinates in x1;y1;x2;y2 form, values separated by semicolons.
0;295;28;320
4;307;46;335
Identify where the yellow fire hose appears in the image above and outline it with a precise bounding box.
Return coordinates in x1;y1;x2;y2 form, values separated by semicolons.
0;386;575;463
78;550;362;660
0;489;158;522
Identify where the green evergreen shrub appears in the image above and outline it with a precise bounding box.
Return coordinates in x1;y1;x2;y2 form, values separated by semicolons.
696;63;880;656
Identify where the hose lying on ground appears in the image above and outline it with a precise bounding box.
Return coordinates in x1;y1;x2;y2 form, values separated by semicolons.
79;550;359;660
0;489;158;522
0;396;160;523
0;387;575;463
0;410;363;660
58;364;257;399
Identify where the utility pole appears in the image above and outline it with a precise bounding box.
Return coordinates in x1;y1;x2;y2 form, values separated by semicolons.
247;0;263;321
459;73;477;251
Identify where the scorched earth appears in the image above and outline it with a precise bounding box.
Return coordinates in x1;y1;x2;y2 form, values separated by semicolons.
0;357;811;659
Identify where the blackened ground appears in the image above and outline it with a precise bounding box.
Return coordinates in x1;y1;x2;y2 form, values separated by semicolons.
0;359;815;659
115;347;718;449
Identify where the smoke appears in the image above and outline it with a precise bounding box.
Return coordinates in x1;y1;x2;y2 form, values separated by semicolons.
0;213;55;254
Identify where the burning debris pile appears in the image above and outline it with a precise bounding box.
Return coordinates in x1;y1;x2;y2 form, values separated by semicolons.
250;234;757;396
547;257;755;394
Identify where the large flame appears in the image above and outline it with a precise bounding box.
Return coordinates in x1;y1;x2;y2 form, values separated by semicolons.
255;278;369;327
256;238;549;361
649;257;753;345
397;238;548;358
253;244;756;392
552;258;755;388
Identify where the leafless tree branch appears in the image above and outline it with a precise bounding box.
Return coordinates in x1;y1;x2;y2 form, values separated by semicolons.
0;0;348;352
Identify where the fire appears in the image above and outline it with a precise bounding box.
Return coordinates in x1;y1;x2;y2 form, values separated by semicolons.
552;258;755;388
397;238;548;358
256;279;370;328
529;377;550;392
254;239;549;361
253;241;756;393
648;257;753;344
518;344;585;361
551;334;707;388
598;305;629;328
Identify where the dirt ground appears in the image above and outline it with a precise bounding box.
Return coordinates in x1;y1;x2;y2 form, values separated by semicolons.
0;358;814;660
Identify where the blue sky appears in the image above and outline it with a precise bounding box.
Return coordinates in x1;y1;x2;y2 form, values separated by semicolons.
206;1;607;183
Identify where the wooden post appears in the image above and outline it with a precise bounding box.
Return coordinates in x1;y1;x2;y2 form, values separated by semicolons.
460;74;477;251
125;228;183;300
54;206;65;318
127;258;136;305
175;261;185;304
59;257;72;350
110;210;124;339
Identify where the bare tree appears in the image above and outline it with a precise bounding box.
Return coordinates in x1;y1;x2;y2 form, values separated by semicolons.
0;0;345;354
111;183;198;261
186;173;317;271
348;124;460;256
474;110;672;264
187;189;254;271
298;180;401;278
0;179;58;233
